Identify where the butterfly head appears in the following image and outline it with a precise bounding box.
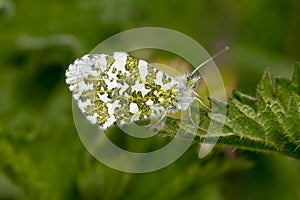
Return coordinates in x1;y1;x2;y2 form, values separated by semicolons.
186;74;201;89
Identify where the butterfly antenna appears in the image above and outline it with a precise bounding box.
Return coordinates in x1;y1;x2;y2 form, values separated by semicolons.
189;46;230;79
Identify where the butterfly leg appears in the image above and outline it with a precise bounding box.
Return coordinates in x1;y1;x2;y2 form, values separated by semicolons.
188;104;207;133
193;91;211;111
144;110;167;130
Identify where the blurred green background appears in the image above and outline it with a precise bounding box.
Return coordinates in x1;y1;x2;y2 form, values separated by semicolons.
0;0;300;199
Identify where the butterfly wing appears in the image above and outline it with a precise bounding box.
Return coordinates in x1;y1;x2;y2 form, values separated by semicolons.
66;52;179;129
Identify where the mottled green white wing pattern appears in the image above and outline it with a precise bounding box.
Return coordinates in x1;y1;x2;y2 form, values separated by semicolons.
66;52;181;130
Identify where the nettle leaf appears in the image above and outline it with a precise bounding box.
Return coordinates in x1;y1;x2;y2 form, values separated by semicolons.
165;64;300;159
221;64;300;158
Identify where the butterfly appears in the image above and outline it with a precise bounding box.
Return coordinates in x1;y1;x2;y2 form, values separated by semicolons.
66;47;228;130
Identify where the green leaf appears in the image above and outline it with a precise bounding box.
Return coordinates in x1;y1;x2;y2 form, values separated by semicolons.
291;63;300;94
165;64;300;159
224;64;300;158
